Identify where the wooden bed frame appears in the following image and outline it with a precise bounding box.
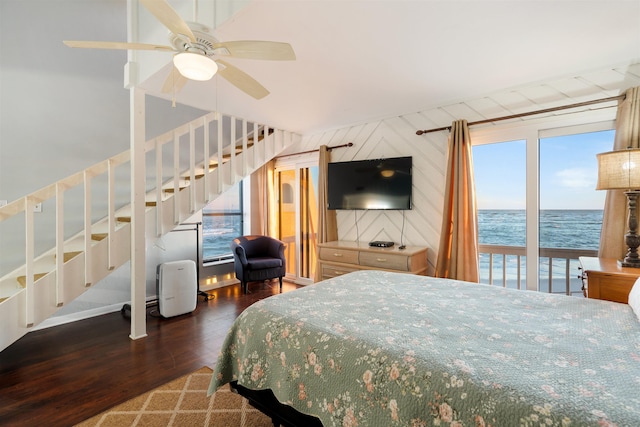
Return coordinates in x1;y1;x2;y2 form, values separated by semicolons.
231;381;323;427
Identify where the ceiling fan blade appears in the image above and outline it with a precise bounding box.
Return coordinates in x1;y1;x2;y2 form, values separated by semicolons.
140;0;196;43
214;41;296;60
216;60;269;100
63;40;174;51
161;67;188;94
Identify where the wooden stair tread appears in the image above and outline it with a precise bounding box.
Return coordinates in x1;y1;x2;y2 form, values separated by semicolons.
183;175;203;181
163;187;187;194
233;142;254;153
0;297;7;304
63;251;82;262
248;128;273;142
92;233;108;241
209;155;231;168
54;251;82;263
16;273;48;288
116;217;131;223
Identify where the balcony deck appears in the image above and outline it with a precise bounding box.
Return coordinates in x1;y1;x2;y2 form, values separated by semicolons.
479;244;597;296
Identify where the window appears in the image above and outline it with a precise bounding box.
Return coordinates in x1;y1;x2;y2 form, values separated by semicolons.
201;182;243;263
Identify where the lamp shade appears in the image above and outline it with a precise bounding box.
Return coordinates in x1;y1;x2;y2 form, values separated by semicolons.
173;52;218;81
596;148;640;190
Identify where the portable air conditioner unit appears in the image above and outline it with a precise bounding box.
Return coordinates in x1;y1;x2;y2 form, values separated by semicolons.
156;260;197;318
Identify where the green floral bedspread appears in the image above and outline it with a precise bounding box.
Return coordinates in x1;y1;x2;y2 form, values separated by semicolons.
209;270;640;426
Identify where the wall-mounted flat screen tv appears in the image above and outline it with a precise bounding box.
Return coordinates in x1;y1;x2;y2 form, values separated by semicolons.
327;156;412;210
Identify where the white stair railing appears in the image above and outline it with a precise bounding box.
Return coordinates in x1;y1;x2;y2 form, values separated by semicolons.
0;111;299;352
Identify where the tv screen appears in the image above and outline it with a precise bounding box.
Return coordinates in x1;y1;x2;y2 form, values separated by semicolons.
327;156;412;210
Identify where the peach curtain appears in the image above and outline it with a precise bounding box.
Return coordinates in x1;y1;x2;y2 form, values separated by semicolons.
251;159;278;238
314;145;338;282
435;119;480;282
599;87;640;259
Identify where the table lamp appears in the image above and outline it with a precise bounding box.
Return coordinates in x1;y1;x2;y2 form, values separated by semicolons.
596;148;640;268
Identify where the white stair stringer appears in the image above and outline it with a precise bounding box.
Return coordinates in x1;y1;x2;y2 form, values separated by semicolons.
0;114;299;353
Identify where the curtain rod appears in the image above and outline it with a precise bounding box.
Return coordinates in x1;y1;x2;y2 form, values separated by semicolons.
275;142;354;159
415;94;625;135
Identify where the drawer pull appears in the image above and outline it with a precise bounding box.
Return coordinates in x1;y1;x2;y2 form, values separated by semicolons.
335;270;345;275
377;258;387;262
333;253;343;257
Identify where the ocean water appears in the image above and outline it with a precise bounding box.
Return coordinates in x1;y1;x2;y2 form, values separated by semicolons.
202;214;243;261
479;209;603;249
479;209;603;293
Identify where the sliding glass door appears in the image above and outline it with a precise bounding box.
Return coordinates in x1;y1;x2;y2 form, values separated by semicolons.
472;120;615;292
276;160;319;285
278;169;297;276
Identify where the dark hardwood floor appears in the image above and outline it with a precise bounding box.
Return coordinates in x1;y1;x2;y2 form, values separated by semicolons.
0;280;302;427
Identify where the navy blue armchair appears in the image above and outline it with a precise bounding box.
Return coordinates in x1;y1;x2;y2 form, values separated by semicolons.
231;235;286;294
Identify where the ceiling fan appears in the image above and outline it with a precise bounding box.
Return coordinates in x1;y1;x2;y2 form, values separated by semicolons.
63;0;295;99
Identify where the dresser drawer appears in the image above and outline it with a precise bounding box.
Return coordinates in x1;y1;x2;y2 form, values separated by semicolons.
319;247;359;264
320;263;360;279
316;241;429;280
359;251;409;271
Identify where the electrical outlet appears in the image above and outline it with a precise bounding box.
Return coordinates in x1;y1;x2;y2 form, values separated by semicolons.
34;203;42;213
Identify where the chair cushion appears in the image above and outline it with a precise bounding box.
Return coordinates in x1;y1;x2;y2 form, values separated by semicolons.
247;257;283;270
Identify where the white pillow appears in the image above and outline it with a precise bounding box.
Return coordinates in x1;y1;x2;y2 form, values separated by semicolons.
628;277;640;321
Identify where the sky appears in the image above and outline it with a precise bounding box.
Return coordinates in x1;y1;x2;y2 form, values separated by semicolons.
473;129;615;210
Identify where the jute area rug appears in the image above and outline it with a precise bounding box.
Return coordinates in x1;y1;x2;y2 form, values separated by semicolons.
75;367;273;427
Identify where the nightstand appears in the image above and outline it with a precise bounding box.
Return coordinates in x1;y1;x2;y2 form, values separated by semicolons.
578;257;640;303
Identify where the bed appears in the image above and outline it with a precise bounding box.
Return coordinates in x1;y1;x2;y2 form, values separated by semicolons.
208;270;640;426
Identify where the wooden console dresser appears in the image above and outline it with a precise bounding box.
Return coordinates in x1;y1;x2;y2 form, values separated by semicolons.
317;241;428;281
578;256;640;303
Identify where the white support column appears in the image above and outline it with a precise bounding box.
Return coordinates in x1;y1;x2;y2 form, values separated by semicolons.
127;0;146;341
130;85;147;341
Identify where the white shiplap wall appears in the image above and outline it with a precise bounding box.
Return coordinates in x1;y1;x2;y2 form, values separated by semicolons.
296;62;640;275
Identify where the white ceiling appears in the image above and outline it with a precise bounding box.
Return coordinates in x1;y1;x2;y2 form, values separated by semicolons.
139;0;640;135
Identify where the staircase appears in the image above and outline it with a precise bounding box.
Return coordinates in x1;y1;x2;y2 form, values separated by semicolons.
0;111;300;352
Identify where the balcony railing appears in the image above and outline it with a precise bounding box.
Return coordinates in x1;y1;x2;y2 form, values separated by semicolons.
479;244;598;296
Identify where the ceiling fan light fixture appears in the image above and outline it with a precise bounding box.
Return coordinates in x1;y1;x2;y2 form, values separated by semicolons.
173;52;218;81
